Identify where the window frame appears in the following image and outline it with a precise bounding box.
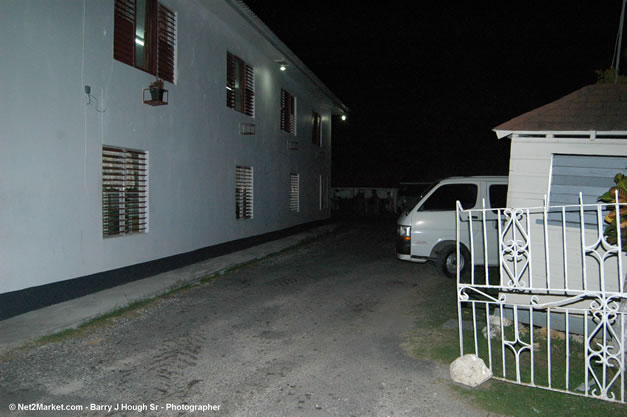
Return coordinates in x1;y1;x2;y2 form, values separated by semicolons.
102;145;148;238
226;52;255;116
312;112;322;146
280;89;296;135
113;0;176;83
289;173;300;213
235;166;254;220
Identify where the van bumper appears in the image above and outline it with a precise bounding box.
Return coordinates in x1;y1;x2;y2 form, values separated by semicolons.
396;253;429;263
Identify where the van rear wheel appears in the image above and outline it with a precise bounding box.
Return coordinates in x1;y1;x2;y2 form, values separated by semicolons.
436;245;469;279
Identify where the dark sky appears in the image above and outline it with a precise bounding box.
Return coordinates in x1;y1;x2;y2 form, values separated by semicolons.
244;1;625;187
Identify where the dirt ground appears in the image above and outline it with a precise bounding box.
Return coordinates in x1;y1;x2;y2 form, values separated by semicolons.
0;223;497;417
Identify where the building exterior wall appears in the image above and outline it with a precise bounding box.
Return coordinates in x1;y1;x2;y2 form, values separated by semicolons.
506;135;627;208
0;0;341;295
504;134;627;297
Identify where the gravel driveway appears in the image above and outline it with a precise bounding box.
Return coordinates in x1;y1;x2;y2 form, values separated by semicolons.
0;222;493;417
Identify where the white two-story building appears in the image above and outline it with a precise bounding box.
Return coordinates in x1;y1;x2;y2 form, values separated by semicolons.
0;0;348;317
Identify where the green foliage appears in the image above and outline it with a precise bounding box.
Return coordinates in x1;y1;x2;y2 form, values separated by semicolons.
598;173;627;247
595;67;627;84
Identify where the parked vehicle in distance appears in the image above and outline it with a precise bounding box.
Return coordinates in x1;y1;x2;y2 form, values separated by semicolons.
396;176;508;278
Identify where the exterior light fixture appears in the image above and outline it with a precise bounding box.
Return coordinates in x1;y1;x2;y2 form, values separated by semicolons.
275;59;288;71
341;115;347;121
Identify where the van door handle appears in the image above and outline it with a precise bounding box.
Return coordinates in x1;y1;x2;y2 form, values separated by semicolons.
471;215;479;220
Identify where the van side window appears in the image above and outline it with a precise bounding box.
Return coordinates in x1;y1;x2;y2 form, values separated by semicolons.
420;184;478;211
489;184;508;210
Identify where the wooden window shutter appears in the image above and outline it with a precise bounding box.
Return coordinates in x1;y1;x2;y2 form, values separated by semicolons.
244;63;254;116
280;90;287;131
281;89;295;134
312;112;321;145
114;0;175;82
227;52;254;116
113;0;135;66
157;3;176;83
226;52;236;109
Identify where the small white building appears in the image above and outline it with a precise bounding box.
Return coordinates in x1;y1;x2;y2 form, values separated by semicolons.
456;84;627;399
493;83;627;297
0;0;347;315
495;83;627;209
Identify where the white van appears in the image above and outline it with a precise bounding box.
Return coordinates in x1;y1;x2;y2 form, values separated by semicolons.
396;176;508;277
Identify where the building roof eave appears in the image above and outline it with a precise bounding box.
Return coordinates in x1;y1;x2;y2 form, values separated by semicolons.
224;0;350;116
493;129;627;140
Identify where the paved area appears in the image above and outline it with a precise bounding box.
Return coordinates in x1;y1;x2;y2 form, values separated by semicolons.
0;222;493;417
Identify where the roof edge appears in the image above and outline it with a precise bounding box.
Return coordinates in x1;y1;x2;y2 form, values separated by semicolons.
225;0;349;115
493;128;627;139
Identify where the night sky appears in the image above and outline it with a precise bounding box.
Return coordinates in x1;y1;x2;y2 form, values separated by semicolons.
244;1;625;187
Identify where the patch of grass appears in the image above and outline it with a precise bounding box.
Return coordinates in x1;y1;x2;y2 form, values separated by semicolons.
4;281;204;359
454;378;626;417
404;269;460;362
24;295;166;348
405;268;627;417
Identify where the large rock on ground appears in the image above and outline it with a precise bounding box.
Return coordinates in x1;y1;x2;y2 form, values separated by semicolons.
449;354;492;387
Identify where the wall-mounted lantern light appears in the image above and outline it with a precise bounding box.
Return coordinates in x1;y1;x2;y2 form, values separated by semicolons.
275;59;289;71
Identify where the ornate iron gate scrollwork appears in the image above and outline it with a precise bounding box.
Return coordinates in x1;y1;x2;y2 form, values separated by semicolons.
456;196;627;403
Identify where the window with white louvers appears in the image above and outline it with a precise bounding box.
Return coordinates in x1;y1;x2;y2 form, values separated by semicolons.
319;175;329;210
236;166;253;219
102;146;148;237
290;173;300;213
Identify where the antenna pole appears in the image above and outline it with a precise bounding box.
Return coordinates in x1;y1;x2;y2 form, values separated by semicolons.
616;0;627;83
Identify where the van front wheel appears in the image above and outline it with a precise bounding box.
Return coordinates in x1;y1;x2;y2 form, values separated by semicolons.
436;245;468;279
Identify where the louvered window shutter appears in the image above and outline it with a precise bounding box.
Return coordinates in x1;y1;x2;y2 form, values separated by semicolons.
290;174;300;212
157;3;176;83
103;146;148;237
114;0;135;66
244;63;254;116
280;90;287;131
226;52;236;109
114;0;175;82
235;166;254;219
280;90;296;135
227;52;254;116
312;112;321;145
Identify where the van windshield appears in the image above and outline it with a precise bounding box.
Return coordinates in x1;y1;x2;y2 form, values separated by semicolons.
405;182;438;213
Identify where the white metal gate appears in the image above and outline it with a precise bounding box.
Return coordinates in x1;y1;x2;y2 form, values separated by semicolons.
456;195;627;403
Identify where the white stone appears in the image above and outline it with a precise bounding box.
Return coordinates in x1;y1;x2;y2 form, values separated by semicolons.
449;354;492;387
489;314;512;327
482;314;513;339
481;325;498;339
